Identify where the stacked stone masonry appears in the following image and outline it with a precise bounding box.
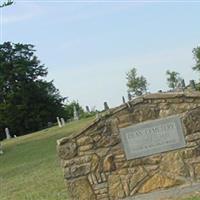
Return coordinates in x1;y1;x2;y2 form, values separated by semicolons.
57;92;200;200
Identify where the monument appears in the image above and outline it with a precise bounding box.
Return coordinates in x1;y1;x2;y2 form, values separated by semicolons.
56;117;62;128
73;105;79;121
86;106;90;113
0;143;3;155
61;118;66;126
57;92;200;200
5;128;11;139
104;102;109;110
122;96;126;104
190;80;196;90
128;92;132;101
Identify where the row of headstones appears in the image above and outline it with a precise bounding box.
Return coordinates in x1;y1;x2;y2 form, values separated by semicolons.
0;128;15;155
3;128;17;140
167;79;197;92
56;117;66;128
56;105;80;128
101;79;198;114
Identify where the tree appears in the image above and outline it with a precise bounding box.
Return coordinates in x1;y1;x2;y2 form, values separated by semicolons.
0;42;65;139
64;101;84;120
0;0;13;8
126;67;147;96
166;70;181;90
192;46;200;72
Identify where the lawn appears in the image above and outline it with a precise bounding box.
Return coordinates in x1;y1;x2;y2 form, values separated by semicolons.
0;117;94;200
0;116;200;200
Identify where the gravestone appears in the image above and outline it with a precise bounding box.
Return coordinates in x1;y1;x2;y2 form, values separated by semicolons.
5;128;11;139
73;106;79;121
0;143;3;155
47;122;53;128
122;96;126;104
56;117;62;128
61;118;66;126
104;102;109;110
181;79;186;88
86;106;90;113
189;80;196;90
128;92;132;101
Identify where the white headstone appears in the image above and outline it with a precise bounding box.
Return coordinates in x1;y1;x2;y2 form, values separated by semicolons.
56;117;62;128
0;143;3;155
61;118;65;126
73;106;79;121
5;128;11;139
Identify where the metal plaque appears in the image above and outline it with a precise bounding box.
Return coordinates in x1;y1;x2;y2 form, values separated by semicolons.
120;116;186;160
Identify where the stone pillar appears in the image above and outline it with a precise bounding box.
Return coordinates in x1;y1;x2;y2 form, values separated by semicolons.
181;79;186;88
86;106;90;113
104;102;109;110
189;80;196;90
122;96;126;104
0;143;3;155
61;118;66;126
128;92;132;101
5;128;11;139
73;106;79;121
57;117;62;128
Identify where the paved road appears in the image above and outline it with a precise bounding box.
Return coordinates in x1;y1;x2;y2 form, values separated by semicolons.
122;183;200;200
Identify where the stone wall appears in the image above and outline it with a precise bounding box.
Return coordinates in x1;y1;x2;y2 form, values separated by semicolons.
57;92;200;200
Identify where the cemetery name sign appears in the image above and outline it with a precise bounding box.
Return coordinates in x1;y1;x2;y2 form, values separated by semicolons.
120;116;186;160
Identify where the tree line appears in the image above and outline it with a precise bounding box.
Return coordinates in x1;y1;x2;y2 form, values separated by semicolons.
0;42;91;140
126;47;200;97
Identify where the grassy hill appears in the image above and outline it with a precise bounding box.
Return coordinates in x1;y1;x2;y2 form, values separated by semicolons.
0;117;94;200
0;117;200;200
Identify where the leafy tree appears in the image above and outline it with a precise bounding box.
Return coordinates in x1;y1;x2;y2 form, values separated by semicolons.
0;42;65;139
64;101;84;120
126;67;147;96
166;70;181;89
192;46;200;72
0;0;13;8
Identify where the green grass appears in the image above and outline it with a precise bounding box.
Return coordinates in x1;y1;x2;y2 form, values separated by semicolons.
0;116;200;200
0;117;94;200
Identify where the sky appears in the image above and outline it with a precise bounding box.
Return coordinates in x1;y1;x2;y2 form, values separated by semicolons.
1;0;200;110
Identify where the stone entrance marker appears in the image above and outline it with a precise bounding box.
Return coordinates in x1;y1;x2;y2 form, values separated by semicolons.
120;115;186;160
57;92;200;200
